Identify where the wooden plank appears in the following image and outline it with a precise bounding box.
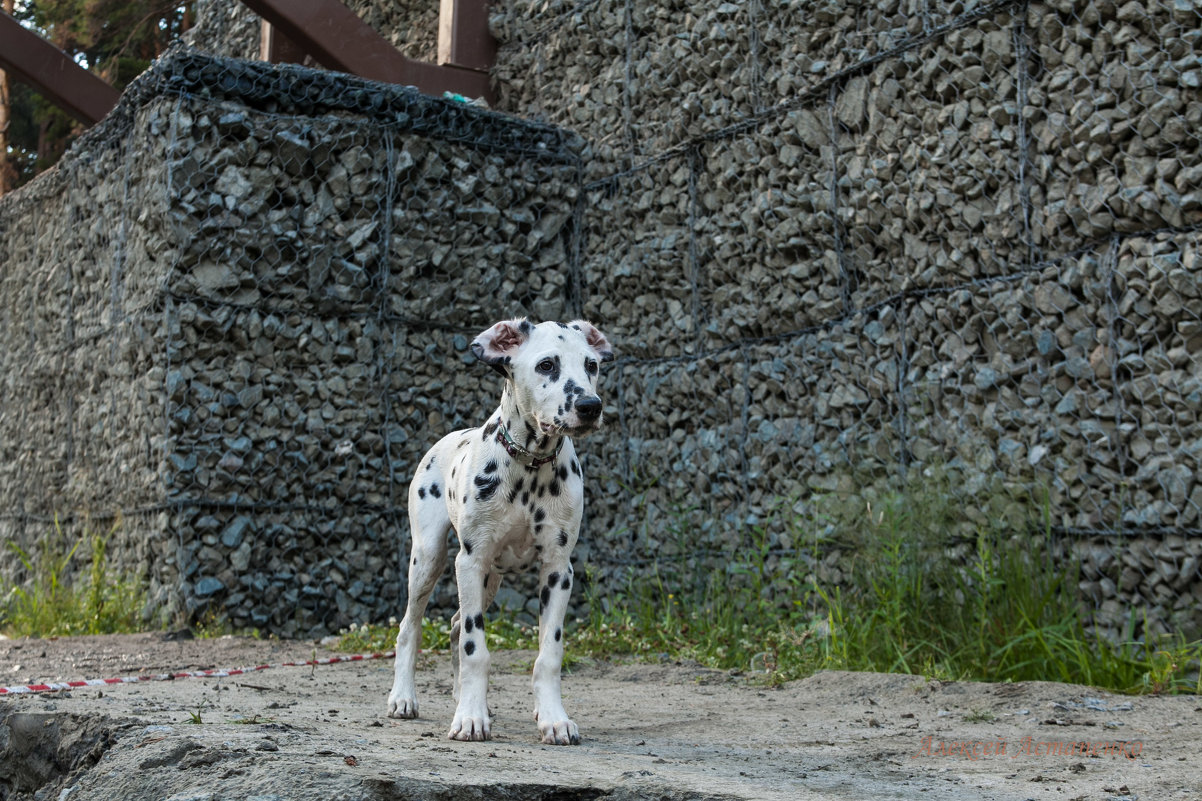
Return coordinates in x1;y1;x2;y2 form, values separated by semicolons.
438;0;497;72
244;0;492;102
0;11;120;125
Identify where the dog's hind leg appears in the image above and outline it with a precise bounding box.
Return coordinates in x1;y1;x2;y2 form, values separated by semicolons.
387;478;450;719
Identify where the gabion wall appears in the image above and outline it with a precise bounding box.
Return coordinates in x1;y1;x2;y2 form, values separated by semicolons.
488;0;1202;642
2;0;1201;642
0;51;584;637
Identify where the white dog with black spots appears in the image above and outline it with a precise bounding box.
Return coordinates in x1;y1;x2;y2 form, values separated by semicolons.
387;317;614;745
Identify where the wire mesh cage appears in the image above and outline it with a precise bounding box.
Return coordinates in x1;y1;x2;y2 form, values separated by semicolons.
2;0;1201;642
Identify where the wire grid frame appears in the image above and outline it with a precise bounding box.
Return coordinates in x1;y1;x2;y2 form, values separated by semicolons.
0;50;589;637
0;88;182;616
520;0;1202;639
151;55;587;635
0;1;1199;640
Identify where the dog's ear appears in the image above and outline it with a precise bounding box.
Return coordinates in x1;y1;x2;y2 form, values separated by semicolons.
471;318;532;376
567;320;615;363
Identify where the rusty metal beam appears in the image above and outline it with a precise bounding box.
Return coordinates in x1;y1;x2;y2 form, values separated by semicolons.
243;0;493;103
439;0;496;72
0;11;120;125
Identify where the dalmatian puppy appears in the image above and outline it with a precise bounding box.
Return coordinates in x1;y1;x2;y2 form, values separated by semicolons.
387;318;614;745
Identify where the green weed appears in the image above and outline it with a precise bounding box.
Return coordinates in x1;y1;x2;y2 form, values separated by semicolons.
1;518;146;637
333;469;1200;696
185;699;211;724
190;608;262;641
812;475;1201;694
334;614;544;659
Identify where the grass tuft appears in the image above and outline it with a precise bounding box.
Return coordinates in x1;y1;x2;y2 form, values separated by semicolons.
1;517;146;638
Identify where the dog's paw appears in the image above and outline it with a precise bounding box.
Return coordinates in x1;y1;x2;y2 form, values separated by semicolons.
535;711;580;745
387;693;419;719
448;708;491;741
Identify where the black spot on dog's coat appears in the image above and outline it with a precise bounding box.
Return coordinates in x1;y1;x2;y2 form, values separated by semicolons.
473;613;484;630
483;460;498;474
547;572;560;588
557;530;569;547
540;586;551;607
465;616;474;633
561;576;571;590
507;477;524;504
555;628;562;642
475;473;501;501
534;508;546;523
464;640;476;655
541;356;562;384
418;487;427;500
429;483;441;498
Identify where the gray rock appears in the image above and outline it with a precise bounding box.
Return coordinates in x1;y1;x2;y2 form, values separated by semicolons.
221;516;252;549
195;577;225;598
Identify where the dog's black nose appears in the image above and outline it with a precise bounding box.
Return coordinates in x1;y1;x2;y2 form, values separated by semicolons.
576;397;602;420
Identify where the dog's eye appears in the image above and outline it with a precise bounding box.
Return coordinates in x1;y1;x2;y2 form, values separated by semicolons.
585;359;599;375
536;359;556;374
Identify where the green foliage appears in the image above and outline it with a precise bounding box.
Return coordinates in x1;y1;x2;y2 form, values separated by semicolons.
335;614;544;659
1;518;146;637
336;471;1200;696
1;1;196;190
811;475;1201;694
189;608;262;641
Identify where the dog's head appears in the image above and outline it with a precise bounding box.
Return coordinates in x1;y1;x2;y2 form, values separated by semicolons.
472;318;614;437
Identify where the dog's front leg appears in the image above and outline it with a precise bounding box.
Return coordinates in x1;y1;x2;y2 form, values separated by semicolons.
533;558;580;745
448;544;492;741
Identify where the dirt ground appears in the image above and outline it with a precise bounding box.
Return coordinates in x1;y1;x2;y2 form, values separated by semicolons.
1;633;1200;801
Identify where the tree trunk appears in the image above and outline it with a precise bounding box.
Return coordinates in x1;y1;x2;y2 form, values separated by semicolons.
0;0;14;195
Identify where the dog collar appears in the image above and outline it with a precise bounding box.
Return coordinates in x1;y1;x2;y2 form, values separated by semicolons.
496;424;562;468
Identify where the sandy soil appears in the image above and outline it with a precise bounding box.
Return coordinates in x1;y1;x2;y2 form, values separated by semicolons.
1;633;1200;801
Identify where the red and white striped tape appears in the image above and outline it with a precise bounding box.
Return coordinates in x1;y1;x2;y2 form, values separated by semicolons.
0;650;395;696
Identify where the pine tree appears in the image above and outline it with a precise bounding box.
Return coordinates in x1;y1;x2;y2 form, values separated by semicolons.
0;1;194;195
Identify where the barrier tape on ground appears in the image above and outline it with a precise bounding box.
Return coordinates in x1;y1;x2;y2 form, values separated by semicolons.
0;650;396;696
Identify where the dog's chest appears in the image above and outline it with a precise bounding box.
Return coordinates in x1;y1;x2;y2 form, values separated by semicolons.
479;471;547;573
491;528;538;572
